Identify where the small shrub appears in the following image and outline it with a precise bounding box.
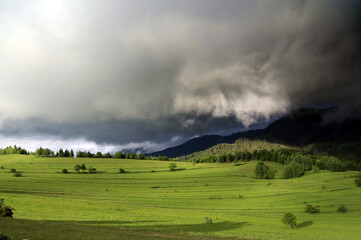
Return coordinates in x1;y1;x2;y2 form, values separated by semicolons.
168;163;177;171
0;166;4;169
10;169;16;173
204;217;213;224
88;167;96;174
119;168;126;173
61;169;69;174
338;205;347;213
74;164;81;173
255;162;275;179
355;178;361;187
305;204;320;214
13;173;22;177
0;233;12;240
281;212;297;228
0;199;14;218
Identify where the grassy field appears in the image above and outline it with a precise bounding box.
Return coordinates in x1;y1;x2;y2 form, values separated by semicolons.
0;155;360;240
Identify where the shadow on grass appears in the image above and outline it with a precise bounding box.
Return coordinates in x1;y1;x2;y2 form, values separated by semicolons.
0;218;244;240
297;221;313;228
53;220;247;233
66;220;165;225
173;168;186;171
138;221;248;233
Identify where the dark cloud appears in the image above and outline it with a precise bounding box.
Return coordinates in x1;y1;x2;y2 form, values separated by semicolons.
0;114;251;145
0;0;360;151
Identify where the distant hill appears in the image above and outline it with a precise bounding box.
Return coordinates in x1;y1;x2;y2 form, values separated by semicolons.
177;139;299;161
151;108;361;158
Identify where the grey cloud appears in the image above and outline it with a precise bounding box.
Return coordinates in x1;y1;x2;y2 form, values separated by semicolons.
0;0;360;149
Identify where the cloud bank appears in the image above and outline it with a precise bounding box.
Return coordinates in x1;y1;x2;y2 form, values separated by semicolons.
0;0;360;151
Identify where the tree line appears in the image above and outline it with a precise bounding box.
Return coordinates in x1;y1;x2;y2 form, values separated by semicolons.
189;149;298;164
34;147;75;157
33;147;170;160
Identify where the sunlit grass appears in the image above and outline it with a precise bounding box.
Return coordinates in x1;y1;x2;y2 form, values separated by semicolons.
0;155;360;240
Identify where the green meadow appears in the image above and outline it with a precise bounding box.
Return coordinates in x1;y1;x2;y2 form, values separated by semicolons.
0;155;360;240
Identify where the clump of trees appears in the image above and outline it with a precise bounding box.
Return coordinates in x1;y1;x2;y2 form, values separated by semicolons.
74;164;87;173
61;169;69;174
34;147;74;158
281;212;297;228
73;164;97;174
255;162;275;179
316;156;346;172
282;161;305;179
0;145;27;155
119;168;126;173
305;204;320;214
0;199;14;218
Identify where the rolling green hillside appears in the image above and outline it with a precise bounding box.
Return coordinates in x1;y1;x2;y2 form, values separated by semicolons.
0;155;360;240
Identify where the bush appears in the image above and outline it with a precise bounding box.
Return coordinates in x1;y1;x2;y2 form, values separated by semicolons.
292;154;313;171
168;163;177;171
355;178;361;187
10;169;16;173
61;169;69;174
88;167;97;174
0;166;4;169
255;162;275;179
345;161;358;171
283;161;304;179
315;156;329;170
119;168;126;173
0;199;14;218
338;205;347;213
281;212;297;228
305;204;320;214
13;173;22;177
0;233;12;240
74;164;81;173
326;157;346;172
204;217;213;224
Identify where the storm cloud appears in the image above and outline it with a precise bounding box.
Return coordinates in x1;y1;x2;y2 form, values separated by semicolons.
0;0;360;152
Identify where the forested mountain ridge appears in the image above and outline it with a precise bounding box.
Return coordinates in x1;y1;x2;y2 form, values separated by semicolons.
151;108;361;158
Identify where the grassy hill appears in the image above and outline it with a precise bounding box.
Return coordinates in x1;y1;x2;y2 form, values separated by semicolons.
0;155;361;240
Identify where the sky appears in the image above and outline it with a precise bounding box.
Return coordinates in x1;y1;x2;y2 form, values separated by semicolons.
0;0;360;153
